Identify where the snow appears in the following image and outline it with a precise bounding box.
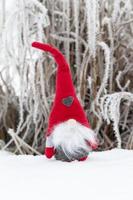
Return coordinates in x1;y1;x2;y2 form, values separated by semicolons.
0;149;133;200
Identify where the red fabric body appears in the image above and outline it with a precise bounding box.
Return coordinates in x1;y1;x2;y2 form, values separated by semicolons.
79;156;88;161
32;42;90;136
45;147;55;159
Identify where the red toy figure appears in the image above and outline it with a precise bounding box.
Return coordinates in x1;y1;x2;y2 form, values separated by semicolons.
32;42;98;161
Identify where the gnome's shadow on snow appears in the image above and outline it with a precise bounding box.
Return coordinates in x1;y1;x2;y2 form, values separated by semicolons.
55;146;89;162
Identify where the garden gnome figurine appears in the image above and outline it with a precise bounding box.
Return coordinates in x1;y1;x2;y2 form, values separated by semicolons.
32;42;98;161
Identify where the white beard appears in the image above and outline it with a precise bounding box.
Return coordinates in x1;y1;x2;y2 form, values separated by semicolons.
51;120;97;161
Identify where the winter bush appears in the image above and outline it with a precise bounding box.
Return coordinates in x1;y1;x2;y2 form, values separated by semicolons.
0;0;133;154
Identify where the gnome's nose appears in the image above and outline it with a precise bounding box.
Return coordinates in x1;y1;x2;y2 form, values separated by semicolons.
67;119;77;126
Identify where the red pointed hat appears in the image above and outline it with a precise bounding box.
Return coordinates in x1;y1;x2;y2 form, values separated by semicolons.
32;42;90;136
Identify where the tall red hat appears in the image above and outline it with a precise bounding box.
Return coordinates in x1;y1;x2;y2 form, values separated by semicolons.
32;42;90;135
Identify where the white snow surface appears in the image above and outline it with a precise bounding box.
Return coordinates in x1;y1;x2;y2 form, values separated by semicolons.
0;149;133;200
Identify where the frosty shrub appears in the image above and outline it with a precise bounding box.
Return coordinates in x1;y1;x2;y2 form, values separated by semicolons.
0;0;133;154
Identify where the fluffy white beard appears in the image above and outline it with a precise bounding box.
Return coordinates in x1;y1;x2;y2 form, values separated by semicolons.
51;120;97;160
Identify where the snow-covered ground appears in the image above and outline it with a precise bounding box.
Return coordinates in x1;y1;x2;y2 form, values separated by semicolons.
0;149;133;200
